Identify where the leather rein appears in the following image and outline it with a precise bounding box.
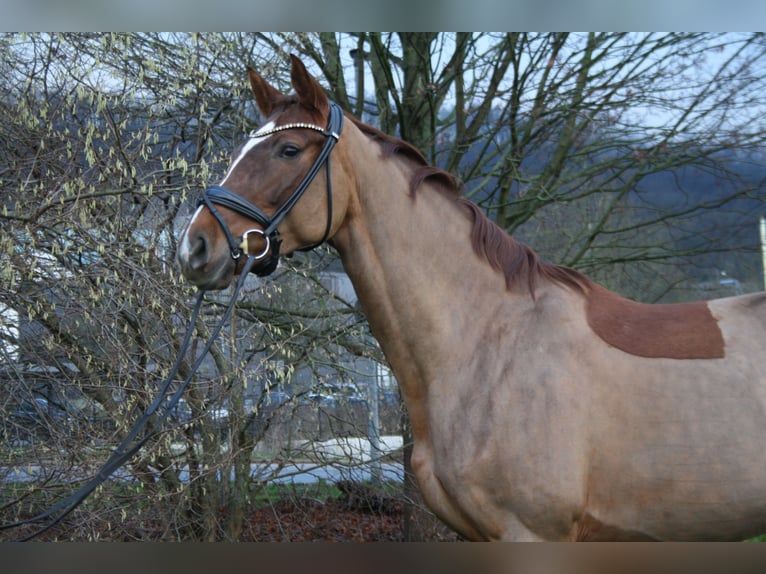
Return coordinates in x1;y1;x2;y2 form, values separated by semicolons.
199;101;344;277
0;258;259;540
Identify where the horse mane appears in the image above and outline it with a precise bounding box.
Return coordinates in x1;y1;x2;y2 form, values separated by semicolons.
349;115;591;296
349;117;460;197
459;200;591;296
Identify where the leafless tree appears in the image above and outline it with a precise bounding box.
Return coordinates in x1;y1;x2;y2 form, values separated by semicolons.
2;32;764;541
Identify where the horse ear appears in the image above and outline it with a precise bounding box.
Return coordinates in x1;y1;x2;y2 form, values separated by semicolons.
248;67;282;118
289;54;329;115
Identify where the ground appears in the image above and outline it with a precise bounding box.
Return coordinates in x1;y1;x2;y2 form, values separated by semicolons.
241;497;406;542
0;481;459;541
241;481;457;542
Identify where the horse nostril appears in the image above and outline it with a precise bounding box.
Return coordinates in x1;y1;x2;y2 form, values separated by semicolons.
188;232;209;271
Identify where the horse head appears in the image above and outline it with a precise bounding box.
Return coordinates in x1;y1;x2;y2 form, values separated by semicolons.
177;55;347;290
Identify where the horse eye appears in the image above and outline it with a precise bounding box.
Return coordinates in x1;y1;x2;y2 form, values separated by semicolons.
279;144;301;159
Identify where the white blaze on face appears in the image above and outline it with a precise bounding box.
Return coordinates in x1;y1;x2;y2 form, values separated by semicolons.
179;204;205;262
179;121;277;262
220;121;276;186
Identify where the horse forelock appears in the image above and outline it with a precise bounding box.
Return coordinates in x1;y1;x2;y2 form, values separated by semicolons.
263;93;327;126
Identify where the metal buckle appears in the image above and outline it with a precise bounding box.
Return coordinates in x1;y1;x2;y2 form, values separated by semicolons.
239;229;272;260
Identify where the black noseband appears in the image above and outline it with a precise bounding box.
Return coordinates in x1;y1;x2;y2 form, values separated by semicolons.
198;101;344;277
198;186;281;277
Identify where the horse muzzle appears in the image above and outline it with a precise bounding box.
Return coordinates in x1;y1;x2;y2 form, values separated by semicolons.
177;225;237;290
177;222;283;290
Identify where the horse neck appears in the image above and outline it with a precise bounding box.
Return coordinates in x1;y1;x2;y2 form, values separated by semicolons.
330;131;521;412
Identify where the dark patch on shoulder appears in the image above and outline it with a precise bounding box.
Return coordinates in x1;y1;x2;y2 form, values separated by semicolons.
585;284;725;360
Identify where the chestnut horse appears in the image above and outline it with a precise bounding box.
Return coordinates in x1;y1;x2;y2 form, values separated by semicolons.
177;56;766;541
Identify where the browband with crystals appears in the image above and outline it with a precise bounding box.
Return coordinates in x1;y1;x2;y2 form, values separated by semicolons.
249;122;340;140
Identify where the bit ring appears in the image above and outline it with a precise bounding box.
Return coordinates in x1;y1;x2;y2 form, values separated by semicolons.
239;229;271;260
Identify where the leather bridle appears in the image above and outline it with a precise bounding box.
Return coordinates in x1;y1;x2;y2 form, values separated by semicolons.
198;101;344;277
